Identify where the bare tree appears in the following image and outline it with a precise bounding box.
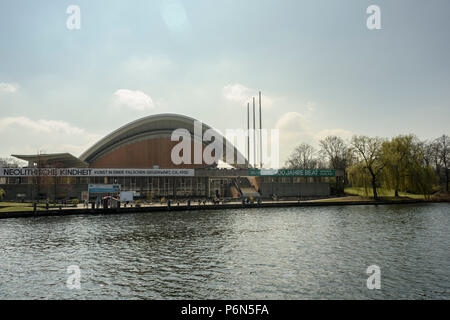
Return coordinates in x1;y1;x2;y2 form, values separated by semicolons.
435;134;450;191
319;135;350;193
319;135;349;170
284;143;318;169
0;157;20;168
421;140;437;168
350;135;385;200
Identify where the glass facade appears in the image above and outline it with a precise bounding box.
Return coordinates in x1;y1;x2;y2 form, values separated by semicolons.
1;174;331;201
98;176;210;198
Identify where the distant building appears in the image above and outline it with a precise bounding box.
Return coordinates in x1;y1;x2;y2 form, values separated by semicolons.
0;114;340;201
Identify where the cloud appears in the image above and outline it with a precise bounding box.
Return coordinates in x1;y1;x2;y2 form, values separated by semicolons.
0;82;19;94
275;112;311;133
0;117;102;157
0;117;85;135
276;107;353;144
275;110;353;166
223;84;252;102
223;83;275;107
274;112;315;165
112;89;155;111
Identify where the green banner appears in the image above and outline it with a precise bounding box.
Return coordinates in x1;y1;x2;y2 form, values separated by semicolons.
248;169;336;177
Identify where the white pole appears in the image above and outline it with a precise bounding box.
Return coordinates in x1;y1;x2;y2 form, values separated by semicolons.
253;97;256;168
259;91;262;169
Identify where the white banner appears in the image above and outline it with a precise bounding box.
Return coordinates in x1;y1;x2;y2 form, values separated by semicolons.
0;168;195;177
119;191;134;202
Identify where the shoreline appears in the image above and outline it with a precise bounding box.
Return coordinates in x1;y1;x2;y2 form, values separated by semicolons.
0;198;442;220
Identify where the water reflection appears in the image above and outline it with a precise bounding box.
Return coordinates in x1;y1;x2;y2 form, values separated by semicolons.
0;204;449;299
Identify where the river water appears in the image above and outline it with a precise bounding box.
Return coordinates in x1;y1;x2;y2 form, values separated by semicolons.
0;203;449;299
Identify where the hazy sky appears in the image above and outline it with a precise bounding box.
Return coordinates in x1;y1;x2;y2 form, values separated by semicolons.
1;0;449;165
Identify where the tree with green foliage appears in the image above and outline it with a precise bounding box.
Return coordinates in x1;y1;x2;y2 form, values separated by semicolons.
0;188;5;201
349;135;385;200
381;135;414;197
382;135;436;198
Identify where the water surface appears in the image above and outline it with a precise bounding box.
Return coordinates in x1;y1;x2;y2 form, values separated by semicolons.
0;203;449;299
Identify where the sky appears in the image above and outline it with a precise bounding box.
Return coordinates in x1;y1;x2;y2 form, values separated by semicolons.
0;0;449;166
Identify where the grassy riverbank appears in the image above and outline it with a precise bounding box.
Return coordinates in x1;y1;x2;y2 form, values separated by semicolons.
344;187;450;202
344;187;426;200
0;206;44;212
0;202;55;213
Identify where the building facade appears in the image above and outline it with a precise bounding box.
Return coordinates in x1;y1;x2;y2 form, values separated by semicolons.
0;114;340;201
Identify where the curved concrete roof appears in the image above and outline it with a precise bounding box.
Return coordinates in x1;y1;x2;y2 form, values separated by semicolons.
80;113;248;168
